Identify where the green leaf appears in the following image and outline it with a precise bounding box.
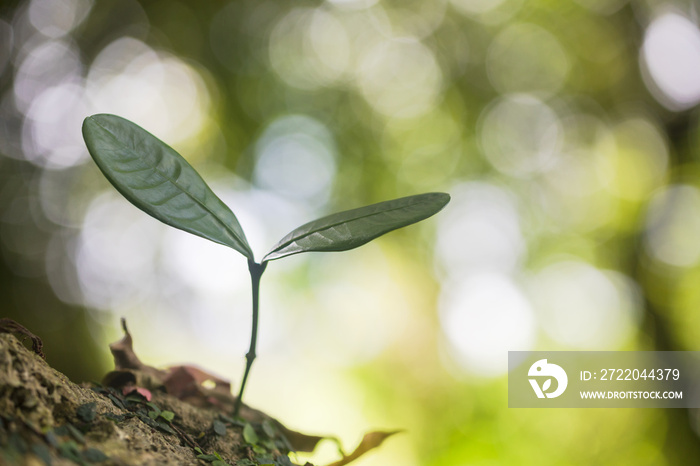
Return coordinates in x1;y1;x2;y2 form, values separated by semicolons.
82;114;253;260
243;423;259;445
76;402;97;423
213;419;227;436
58;441;82;462
82;447;109;463
157;422;176;434
263;193;450;262
66;423;85;444
159;410;175;422
145;402;160;414
235;460;256;466
262;419;276;439
30;444;52;465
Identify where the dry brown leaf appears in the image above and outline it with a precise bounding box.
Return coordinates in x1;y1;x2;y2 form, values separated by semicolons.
325;431;402;466
275;423;325;452
123;386;153;401
108;318;168;380
103;318;325;452
0;318;44;359
164;365;231;399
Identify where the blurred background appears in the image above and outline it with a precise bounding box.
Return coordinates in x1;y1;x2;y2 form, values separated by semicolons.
1;0;700;464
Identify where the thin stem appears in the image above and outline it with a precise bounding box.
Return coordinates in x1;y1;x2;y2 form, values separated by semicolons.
234;259;267;416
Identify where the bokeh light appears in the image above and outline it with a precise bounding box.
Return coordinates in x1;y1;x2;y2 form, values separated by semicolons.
3;0;700;464
527;261;640;349
14;39;83;114
85;37;211;145
436;182;524;276
642;10;700;111
487;23;569;96
253;114;337;205
356;37;443;118
440;272;535;376
645;185;700;268
479;94;562;178
269;8;351;90
381;108;462;190
596;116;668;202
28;0;93;39
450;0;523;24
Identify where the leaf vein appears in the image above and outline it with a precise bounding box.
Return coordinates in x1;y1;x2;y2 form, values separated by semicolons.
89;117;251;258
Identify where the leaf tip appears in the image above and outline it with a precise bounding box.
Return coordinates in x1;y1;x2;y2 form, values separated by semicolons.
81;114;95;135
432;191;451;207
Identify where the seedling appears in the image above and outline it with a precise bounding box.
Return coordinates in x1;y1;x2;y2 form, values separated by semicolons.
82;114;450;415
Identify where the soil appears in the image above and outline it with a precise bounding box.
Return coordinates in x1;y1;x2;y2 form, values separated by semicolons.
0;331;302;465
0;321;397;466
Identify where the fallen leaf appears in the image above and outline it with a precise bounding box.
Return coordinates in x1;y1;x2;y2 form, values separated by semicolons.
123;387;152;401
163;364;231;401
104;319;326;452
274;424;324;453
325;431;402;466
0;318;44;359
108;318;168;381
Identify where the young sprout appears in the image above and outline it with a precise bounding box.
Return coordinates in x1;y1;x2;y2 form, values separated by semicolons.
82;114;450;415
